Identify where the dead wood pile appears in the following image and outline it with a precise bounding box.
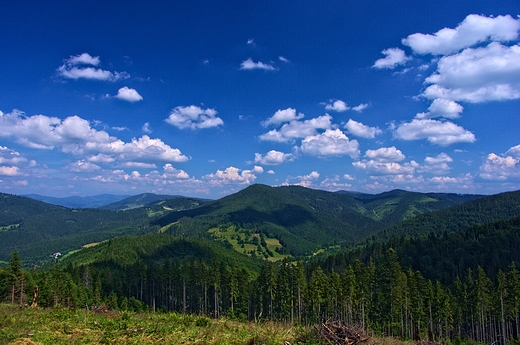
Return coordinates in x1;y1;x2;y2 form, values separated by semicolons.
314;318;373;345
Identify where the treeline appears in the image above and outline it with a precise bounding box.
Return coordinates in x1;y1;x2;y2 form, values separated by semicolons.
2;248;520;344
315;216;520;286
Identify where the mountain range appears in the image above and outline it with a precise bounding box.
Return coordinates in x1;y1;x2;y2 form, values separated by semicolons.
3;184;519;266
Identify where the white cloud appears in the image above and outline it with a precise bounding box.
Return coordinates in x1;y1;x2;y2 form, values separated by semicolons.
424;174;474;192
344;119;382;139
365;146;406;162
373;48;411;69
68;52;100;66
0;166;21;176
343;173;355;181
286;171;320;188
416;98;463;119
259;114;332;142
123;162;157;169
324;100;349;112
254;150;292;165
67;160;101;172
419;152;453;174
353;160;419;176
352;103;369;112
424;152;453;165
0;146;29;165
279;56;290;63
320;175;353;191
300;129;360;158
203;166;263;186
262;108;304;127
0;110;189;164
393;119;476;146
114;86;143;102
57;53;129;81
402;14;520;55
422;43;520;103
142;122;152;134
240;58;277;71
479;144;520;180
165;105;223;130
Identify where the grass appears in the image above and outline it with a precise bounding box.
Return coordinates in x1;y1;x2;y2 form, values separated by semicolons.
0;304;416;345
0;304;303;345
208;225;290;262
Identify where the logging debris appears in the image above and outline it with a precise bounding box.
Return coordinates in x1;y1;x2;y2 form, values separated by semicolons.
314;319;373;345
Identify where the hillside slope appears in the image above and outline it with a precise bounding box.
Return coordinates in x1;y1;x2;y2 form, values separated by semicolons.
368;189;520;242
153;184;482;256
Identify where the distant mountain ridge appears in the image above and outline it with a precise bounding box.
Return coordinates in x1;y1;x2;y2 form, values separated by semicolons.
100;193;211;211
2;186;514;265
153;184;486;256
24;193;131;208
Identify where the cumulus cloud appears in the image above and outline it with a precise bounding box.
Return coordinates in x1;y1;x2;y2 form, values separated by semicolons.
393;119;476;146
0;146;30;165
262;108;304;127
240;58;277;71
0;110;189;164
67;160;102;172
422;42;520;103
0;166;22;176
203;166;263;186
402;14;520;55
416;98;464;119
259;114;332;142
344;119;382;139
300;129;360;158
114;86;143;102
142;122;152;134
324;100;349;112
353;159;419;176
254;150;292;165
352;103;370;112
57;53;129;81
419;152;453;174
365;146;406;162
480;144;520;180
165;105;223;130
373;48;411;69
284;171;320;188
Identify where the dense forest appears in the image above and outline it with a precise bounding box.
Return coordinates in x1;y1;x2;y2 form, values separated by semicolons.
1;186;520;344
2;229;520;345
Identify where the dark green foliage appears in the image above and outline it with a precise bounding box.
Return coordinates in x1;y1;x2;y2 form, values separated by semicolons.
100;193;208;211
371;189;520;241
154;184;480;256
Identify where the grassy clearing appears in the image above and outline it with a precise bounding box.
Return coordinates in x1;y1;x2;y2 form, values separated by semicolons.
208;225;290;262
0;304;308;345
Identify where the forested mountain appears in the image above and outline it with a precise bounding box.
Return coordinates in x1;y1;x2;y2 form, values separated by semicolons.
368;189;520;242
154;184;383;256
153;184;483;256
0;193;161;264
99;193;209;211
2;187;520;345
23;194;130;209
0;185;489;264
59;233;260;274
336;189;483;226
312;215;520;286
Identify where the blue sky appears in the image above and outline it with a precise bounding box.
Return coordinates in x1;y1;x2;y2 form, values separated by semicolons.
1;0;519;199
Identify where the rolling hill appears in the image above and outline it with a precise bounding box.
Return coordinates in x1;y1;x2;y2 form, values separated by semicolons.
368;189;520;242
152;184;484;256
